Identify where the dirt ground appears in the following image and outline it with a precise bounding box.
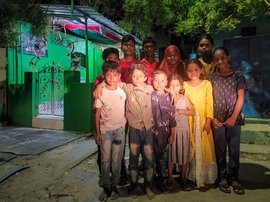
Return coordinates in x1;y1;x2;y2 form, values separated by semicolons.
1;136;270;202
0;138;100;202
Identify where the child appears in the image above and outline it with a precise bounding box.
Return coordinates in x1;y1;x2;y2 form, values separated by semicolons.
209;47;245;195
94;61;126;201
119;35;139;83
168;73;195;191
159;45;186;80
196;34;215;78
94;47;120;86
93;62;156;199
125;62;155;199
184;59;217;188
140;37;159;84
151;69;176;193
94;47;120;181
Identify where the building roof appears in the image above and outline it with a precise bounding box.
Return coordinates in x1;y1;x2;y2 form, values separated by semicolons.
40;4;142;45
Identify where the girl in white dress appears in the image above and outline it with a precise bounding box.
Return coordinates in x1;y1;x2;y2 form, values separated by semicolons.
168;73;195;190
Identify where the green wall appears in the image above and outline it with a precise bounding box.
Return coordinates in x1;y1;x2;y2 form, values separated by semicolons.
64;71;95;132
7;73;33;126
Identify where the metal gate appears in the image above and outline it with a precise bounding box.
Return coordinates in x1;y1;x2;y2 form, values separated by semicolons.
37;63;64;116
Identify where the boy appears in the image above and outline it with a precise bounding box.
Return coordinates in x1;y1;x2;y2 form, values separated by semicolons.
94;47;120;86
94;61;126;201
140;37;159;85
119;35;139;83
93;62;156;199
124;62;155;199
151;69;176;193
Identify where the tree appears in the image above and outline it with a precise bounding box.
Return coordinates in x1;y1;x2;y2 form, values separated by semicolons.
0;0;49;47
103;0;270;38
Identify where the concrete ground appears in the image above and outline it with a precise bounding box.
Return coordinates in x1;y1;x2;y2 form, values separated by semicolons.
0;126;269;202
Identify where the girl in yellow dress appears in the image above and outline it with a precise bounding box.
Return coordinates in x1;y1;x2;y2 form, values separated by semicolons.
184;59;217;188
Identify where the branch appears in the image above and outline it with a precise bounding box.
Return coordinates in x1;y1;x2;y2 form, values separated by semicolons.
265;0;270;6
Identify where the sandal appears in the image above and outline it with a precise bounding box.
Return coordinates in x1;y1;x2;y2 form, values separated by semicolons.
218;179;231;194
231;181;245;195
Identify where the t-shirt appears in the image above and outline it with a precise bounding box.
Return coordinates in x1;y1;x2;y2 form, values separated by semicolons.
119;59;139;83
94;87;126;132
151;91;176;135
209;70;245;124
140;58;159;85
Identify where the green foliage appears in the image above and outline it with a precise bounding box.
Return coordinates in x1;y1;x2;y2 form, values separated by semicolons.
0;0;49;47
93;0;270;38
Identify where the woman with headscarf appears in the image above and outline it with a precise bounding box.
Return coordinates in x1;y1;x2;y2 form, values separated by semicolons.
159;45;187;80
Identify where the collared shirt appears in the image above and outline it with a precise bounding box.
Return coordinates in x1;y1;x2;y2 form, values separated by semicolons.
123;84;154;130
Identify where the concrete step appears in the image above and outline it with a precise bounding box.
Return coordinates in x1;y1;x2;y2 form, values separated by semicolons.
240;143;270;161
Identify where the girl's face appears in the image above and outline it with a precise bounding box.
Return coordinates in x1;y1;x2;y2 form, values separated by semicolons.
198;38;213;54
169;79;183;95
213;49;230;71
166;51;180;66
131;69;147;87
186;63;203;81
152;73;167;93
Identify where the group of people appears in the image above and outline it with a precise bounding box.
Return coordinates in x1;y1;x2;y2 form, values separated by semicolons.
93;34;246;201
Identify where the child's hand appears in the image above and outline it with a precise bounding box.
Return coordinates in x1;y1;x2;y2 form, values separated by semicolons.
168;128;175;144
93;85;104;99
95;134;101;145
168;134;174;145
212;118;223;129
223;116;236;127
203;123;211;134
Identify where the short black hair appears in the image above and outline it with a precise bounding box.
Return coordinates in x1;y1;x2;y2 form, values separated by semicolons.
102;61;121;74
102;47;119;60
121;34;136;46
142;36;156;47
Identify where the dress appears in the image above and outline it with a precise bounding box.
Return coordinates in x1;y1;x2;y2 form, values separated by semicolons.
184;80;217;186
169;95;191;165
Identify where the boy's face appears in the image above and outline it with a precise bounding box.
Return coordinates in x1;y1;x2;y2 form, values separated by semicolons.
105;53;119;63
104;70;120;87
131;69;147;87
143;42;156;57
152;73;167;93
121;40;136;57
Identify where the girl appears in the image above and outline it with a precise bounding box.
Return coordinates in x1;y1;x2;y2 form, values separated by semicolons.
209;47;245;195
159;45;187;80
197;34;216;78
184;59;217;188
168;74;195;191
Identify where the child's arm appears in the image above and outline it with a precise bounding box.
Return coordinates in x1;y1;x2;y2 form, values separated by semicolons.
168;127;175;145
93;81;128;99
204;81;214;134
95;107;102;145
223;88;245;127
203;117;212;134
176;97;195;116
